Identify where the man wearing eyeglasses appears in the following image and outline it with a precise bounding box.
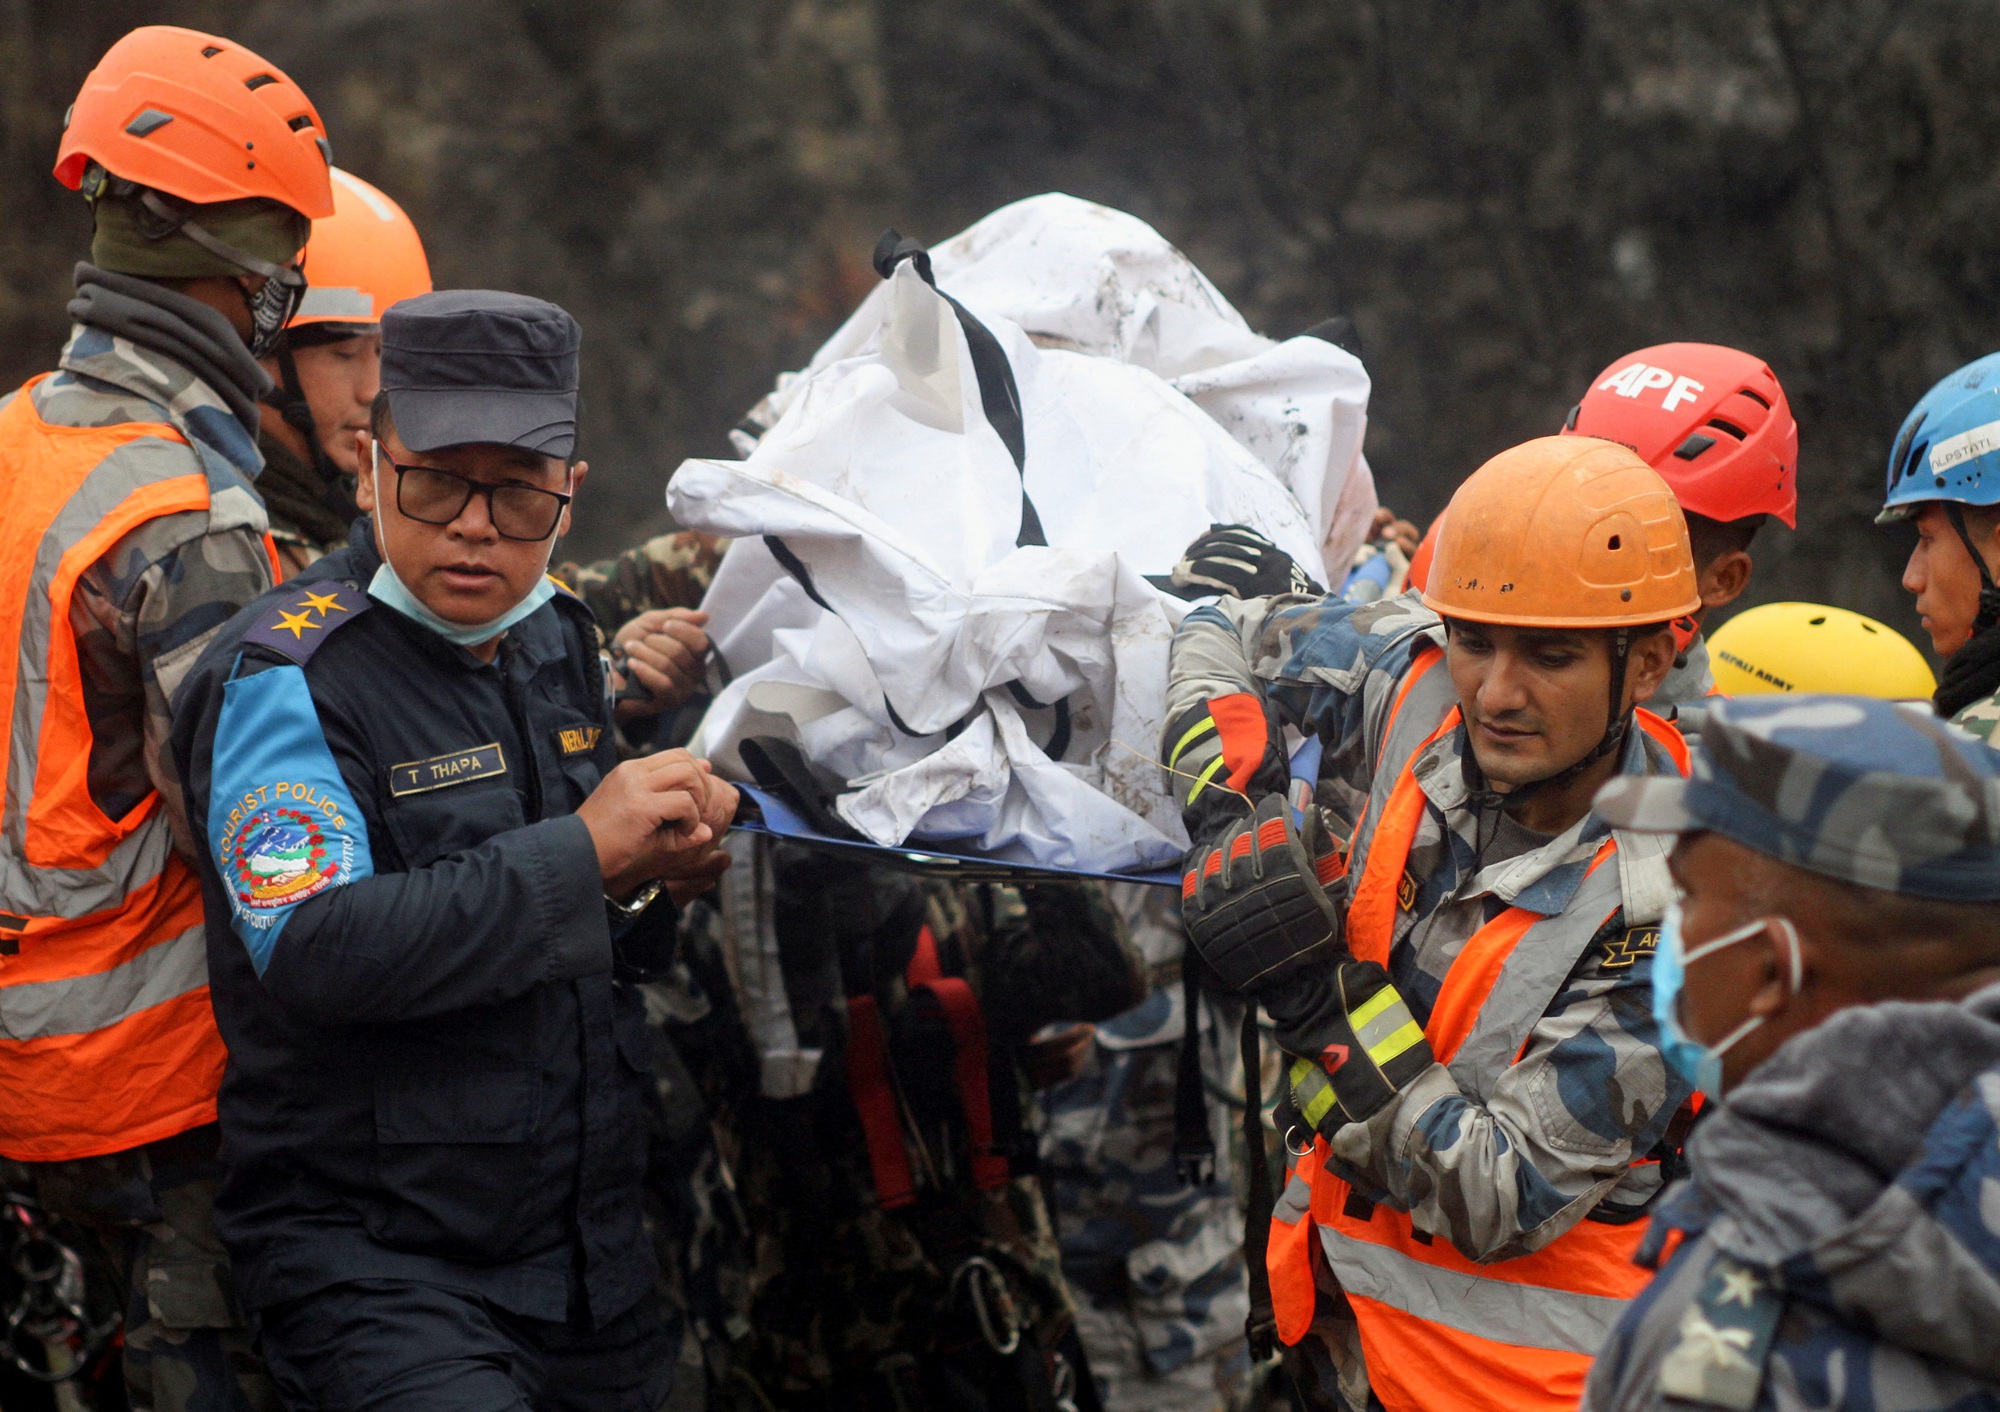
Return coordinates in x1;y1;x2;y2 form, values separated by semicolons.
169;290;733;1410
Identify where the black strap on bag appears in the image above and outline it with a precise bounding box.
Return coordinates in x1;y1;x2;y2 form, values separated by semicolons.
1240;1005;1280;1363
871;229;1044;546
1172;958;1217;1187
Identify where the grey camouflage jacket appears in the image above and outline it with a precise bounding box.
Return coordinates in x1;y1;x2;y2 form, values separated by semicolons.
13;321;274;860
1165;591;1692;1261
1584;985;2000;1412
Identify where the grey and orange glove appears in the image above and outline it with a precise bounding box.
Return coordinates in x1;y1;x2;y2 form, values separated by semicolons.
1181;794;1344;993
1275;961;1435;1131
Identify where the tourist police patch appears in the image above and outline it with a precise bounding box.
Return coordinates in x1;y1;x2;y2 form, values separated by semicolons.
241;581;369;664
388;744;507;797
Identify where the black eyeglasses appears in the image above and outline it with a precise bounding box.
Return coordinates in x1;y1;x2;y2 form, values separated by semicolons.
378;453;572;542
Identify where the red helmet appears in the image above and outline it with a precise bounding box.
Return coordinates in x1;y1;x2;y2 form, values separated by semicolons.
54;26;334;220
1563;342;1796;528
1405;512;1442;595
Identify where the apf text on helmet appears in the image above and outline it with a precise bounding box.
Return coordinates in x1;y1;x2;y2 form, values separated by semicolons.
1597;362;1704;413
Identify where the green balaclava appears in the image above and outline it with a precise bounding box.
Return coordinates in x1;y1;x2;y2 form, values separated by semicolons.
80;166;311;359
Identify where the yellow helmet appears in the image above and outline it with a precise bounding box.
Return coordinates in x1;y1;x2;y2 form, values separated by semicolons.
1708;602;1936;699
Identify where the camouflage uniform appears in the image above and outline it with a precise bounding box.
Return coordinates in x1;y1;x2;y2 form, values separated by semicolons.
1164;590;1693;1403
660;840;1144;1409
1038;884;1250;1412
553;531;727;638
1588;694;2000;1410
6;307;278;1408
1947;687;2000;742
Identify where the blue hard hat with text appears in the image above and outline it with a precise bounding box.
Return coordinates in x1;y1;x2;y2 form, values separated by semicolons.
1879;351;2000;522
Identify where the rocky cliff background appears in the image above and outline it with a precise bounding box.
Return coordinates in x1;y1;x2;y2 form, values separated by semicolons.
6;0;1996;644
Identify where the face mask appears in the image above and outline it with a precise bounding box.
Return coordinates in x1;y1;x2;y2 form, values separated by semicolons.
1651;899;1802;1097
365;444;557;647
243;269;307;359
368;560;555;649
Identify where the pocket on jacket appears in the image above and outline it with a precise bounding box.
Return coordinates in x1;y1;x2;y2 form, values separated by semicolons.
367;1066;539;1262
381;775;525;869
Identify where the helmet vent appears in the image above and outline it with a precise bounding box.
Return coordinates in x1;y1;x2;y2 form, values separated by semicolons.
124;109;174;138
201;45;223;57
1563;403;1580;432
1892;412;1927;481
288;115;315;131
1739;387;1772;410
1810;616;1827;626
244;73;278;90
1607;535;1622;550
1673;433;1716;460
1705;417;1748;441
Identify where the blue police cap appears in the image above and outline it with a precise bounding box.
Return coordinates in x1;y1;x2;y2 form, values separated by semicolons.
380;290;580;458
1594;695;2000;901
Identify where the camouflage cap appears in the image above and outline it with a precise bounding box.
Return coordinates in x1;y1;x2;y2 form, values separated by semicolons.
1593;695;2000;901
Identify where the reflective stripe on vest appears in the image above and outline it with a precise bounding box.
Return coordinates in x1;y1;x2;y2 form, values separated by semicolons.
1266;643;1689;1410
0;379;223;1160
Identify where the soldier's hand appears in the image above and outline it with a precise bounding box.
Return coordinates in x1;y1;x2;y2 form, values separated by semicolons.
611;609;710;720
1371;506;1421;559
577;748;715;894
656;842;734;906
1182;794;1345;993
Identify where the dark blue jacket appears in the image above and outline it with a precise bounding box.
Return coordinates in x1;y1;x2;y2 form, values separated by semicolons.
170;520;672;1327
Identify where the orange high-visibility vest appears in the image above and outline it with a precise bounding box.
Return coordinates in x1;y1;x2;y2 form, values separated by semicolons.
1268;644;1689;1412
0;377;227;1161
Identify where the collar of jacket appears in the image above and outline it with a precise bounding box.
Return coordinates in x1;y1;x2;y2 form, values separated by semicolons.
61;262;270;473
1408;709;1672;918
339;516;571;674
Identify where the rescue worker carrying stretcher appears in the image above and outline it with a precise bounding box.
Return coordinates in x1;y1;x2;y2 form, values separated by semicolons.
1162;435;1701;1412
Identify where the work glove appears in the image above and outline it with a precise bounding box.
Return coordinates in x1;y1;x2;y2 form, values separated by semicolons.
1182;794;1344;993
1274;962;1435;1131
1170;524;1325;601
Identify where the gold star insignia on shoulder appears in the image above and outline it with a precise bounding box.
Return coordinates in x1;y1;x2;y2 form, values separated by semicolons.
296;589;347;616
273;609;321;641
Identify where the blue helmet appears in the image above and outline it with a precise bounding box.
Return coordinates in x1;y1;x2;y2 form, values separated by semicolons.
1879;351;2000;523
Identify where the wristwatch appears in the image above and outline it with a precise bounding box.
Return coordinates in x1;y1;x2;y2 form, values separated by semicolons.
604;878;665;921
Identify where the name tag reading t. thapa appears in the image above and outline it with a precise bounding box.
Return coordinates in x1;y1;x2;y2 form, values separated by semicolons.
389;743;507;797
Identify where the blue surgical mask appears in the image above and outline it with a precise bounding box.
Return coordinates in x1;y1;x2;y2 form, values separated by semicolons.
367;559;555;649
1651;899;1801;1097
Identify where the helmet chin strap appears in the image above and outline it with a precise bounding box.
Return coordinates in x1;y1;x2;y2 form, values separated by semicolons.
1944;503;2000;634
267;342;344;485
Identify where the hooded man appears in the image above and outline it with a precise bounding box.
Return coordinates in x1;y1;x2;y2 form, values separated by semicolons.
1585;694;2000;1410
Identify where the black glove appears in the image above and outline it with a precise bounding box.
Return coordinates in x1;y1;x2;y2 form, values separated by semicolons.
1182;794;1343;992
1170;524;1325;601
1273;961;1436;1130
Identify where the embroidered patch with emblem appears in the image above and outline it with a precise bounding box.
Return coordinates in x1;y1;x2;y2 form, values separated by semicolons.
1398;871;1419;912
241;581;369;665
225;804;348;910
389;743;507;797
1600;925;1659;969
554;723;602;756
1656;1256;1783;1410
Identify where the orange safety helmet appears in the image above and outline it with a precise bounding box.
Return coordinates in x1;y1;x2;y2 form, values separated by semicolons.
291;169;432;329
1421;436;1700;629
54;26;333;220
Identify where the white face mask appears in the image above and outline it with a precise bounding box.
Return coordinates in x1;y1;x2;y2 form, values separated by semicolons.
365;441;557;649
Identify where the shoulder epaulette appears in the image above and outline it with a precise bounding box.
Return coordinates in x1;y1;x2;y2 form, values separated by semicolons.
240;579;370;665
